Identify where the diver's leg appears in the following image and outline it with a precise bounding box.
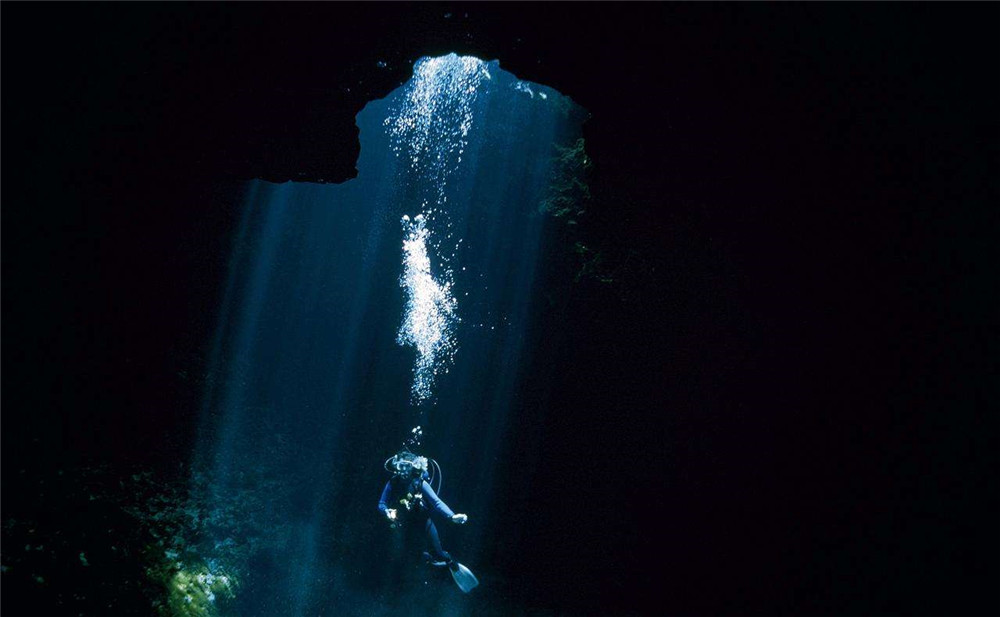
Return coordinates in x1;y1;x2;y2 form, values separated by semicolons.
424;517;452;564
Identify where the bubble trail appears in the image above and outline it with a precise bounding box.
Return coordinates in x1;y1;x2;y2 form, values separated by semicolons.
396;214;459;403
387;54;491;402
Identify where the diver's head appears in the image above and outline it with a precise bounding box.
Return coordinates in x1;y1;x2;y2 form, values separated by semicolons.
387;450;428;479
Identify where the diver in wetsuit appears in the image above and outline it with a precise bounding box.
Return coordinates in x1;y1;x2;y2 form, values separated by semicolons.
378;450;478;592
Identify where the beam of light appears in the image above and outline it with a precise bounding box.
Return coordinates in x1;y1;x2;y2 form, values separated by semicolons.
181;52;588;616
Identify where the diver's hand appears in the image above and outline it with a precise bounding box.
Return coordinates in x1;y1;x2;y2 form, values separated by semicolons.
385;509;398;522
451;513;468;525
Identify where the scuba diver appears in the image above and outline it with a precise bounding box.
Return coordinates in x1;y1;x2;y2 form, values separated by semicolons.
378;449;479;593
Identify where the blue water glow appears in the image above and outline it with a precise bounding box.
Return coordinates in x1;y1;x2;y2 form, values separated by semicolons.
191;53;587;615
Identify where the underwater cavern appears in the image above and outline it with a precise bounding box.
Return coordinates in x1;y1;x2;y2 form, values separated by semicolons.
2;4;998;617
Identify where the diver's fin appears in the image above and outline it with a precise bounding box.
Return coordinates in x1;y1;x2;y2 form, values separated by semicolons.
449;562;479;593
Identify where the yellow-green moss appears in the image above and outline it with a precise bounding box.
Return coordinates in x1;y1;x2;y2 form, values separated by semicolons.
164;564;237;617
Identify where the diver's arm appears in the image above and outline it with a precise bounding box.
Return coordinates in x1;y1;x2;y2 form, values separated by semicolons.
421;480;464;522
377;481;393;514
